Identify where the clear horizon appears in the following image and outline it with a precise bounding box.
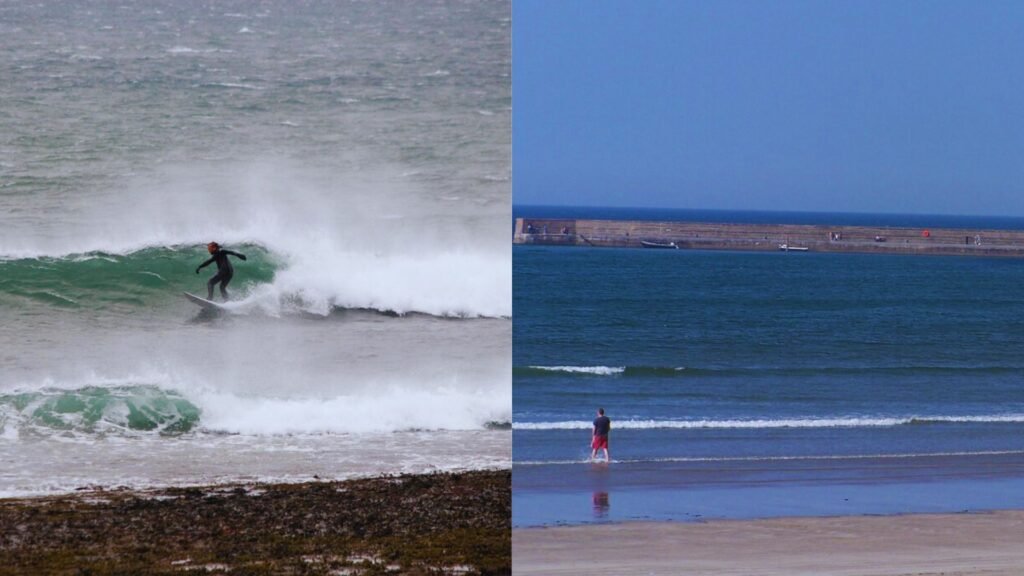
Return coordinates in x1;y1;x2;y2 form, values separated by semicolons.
512;203;1024;220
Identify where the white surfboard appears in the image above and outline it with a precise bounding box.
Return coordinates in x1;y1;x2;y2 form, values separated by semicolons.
183;292;229;310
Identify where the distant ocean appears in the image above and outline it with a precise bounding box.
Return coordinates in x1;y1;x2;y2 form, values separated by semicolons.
514;204;1024;230
513;206;1024;526
0;0;511;497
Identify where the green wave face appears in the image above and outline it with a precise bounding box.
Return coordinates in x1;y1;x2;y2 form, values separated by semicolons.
0;385;201;436
0;244;277;310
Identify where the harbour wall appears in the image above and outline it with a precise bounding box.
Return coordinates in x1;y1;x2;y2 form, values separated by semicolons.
513;217;1024;257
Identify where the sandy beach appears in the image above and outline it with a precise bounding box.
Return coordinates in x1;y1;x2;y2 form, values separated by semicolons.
0;469;510;575
512;511;1024;575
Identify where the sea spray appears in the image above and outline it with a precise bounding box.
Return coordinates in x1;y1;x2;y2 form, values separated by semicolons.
0;0;510;497
0;246;276;312
1;161;510;318
197;385;511;435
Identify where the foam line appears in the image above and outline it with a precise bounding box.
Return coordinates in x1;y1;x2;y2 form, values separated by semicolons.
513;415;1024;430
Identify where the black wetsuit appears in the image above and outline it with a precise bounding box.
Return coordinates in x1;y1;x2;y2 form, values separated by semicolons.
196;248;247;300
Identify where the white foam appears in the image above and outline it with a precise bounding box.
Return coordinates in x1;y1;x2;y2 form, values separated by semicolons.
0;419;18;440
264;249;510;317
200;82;262;90
0;159;511;318
529;366;624;375
196;386;510;435
513;415;1024;430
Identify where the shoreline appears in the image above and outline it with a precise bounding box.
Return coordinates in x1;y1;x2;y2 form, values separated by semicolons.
512;451;1024;527
512;510;1024;575
0;469;510;575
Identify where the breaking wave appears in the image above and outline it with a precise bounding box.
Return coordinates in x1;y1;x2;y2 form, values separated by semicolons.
515;364;1024;378
521;366;626;376
0;385;200;437
1;379;510;439
513;415;1024;430
0;245;274;310
0;243;508;319
0;160;511;319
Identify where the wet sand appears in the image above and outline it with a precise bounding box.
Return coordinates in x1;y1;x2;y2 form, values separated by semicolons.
512;511;1024;575
0;470;510;576
512;452;1024;526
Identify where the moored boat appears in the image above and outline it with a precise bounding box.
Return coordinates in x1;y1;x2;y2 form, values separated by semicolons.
641;240;679;249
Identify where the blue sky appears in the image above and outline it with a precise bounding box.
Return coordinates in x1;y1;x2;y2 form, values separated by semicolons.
513;1;1024;215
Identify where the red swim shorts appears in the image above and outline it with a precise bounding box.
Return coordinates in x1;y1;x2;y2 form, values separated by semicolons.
591;435;608;450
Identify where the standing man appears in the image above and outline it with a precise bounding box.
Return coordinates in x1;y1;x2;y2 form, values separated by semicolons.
591;407;611;462
196;242;247;301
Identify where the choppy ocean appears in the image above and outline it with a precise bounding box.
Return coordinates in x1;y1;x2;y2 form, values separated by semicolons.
0;0;510;496
513;208;1024;525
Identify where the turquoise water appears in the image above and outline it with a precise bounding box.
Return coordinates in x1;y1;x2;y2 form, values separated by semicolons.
0;245;274;311
513;211;1024;525
0;385;200;435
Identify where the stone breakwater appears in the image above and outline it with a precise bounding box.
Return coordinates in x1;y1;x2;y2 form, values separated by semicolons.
513;217;1024;257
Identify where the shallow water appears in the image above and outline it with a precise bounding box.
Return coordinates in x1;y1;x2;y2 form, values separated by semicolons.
513;218;1024;525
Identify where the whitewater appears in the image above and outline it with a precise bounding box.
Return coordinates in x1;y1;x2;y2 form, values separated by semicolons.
0;0;510;496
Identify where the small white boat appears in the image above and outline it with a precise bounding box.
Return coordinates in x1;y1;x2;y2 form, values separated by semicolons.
641;240;679;249
779;243;809;252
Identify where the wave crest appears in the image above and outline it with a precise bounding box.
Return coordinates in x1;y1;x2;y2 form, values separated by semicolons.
0;385;200;437
0;244;510;319
521;366;626;376
513;414;1024;430
1;379;511;438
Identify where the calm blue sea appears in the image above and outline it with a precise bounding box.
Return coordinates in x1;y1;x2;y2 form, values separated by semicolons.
513;208;1024;526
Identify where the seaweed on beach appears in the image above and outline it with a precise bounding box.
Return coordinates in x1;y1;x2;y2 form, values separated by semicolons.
0;470;510;575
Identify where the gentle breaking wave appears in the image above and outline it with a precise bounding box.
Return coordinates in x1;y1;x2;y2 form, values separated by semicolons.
516;364;1024;378
513;415;1024;430
0;382;510;439
517;365;686;377
522;366;626;376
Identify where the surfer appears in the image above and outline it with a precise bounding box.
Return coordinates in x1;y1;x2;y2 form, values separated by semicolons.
195;242;247;301
591;408;611;462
